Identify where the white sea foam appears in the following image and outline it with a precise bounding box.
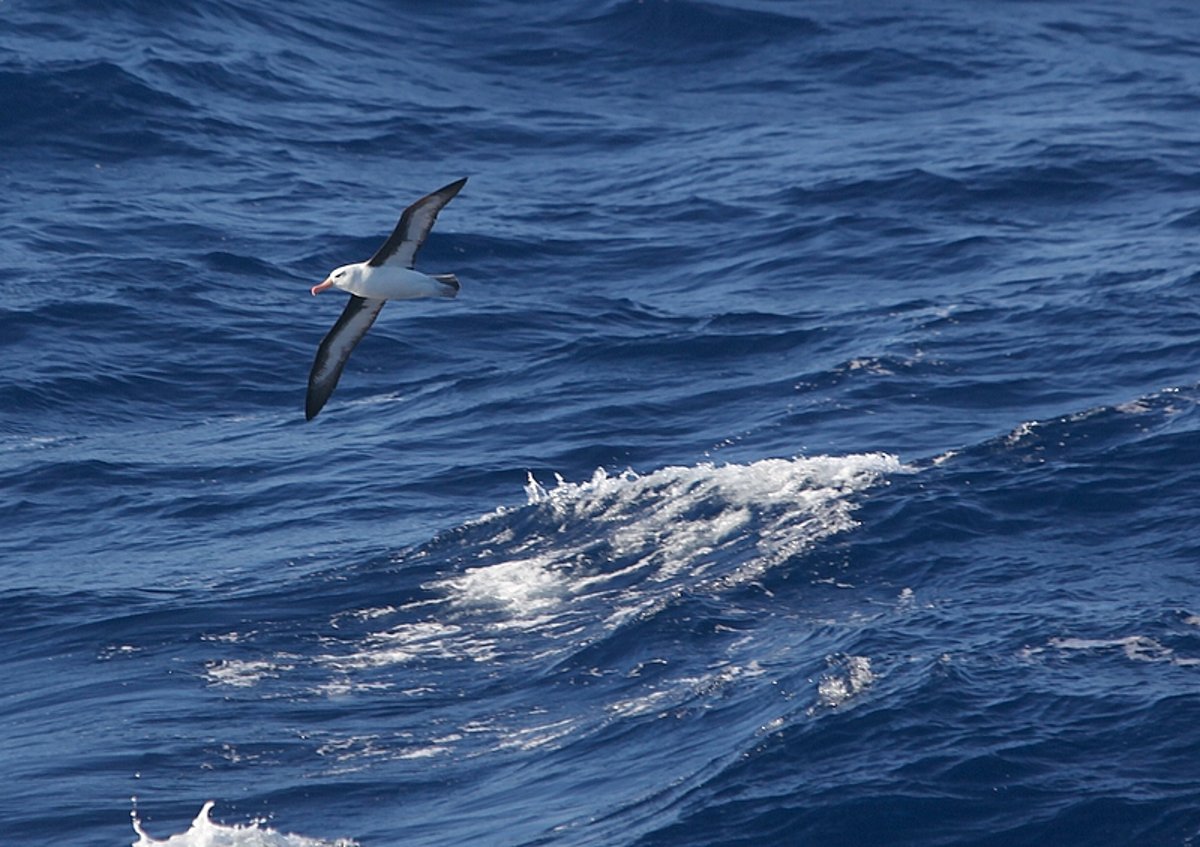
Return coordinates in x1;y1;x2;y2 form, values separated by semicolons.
607;660;766;718
132;802;356;847
317;620;497;672
220;455;903;693
1039;635;1200;667
516;452;903;592
814;655;875;709
308;453;903;675
0;433;78;453
439;556;570;616
203;658;291;688
492;717;578;752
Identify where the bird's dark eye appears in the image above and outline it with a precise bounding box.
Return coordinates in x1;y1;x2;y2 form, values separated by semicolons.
335;271;345;278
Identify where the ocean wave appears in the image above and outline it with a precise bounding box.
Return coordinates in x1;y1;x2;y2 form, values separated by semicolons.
6;1;1200;844
578;0;823;62
198;453;902;696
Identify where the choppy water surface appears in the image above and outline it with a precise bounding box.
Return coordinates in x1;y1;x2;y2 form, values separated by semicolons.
3;1;1200;845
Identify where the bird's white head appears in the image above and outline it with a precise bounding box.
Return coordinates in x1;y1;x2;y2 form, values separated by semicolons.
311;263;359;296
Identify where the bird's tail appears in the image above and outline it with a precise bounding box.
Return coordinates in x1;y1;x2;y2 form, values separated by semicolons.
432;273;460;297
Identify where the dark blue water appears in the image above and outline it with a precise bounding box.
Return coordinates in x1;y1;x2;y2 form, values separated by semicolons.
4;1;1200;844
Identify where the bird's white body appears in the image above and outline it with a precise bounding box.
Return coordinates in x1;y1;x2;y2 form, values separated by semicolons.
305;176;468;420
323;262;456;301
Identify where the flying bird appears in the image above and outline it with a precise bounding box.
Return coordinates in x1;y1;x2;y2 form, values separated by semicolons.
306;177;467;420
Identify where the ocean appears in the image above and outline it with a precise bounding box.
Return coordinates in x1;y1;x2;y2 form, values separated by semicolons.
3;1;1200;844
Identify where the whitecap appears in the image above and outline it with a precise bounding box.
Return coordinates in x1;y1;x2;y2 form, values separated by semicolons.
132;801;356;847
519;452;905;592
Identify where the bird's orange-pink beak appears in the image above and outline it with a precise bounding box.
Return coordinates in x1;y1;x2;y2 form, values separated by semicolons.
311;278;334;296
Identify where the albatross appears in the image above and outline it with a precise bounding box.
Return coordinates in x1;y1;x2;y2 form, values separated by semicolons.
306;177;467;420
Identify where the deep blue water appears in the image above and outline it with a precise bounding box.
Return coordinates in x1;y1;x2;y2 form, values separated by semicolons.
3;1;1200;844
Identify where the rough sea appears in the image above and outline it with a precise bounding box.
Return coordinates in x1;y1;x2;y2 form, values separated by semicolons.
4;1;1200;844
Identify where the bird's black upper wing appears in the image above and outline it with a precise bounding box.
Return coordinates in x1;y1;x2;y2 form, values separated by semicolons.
366;177;468;269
